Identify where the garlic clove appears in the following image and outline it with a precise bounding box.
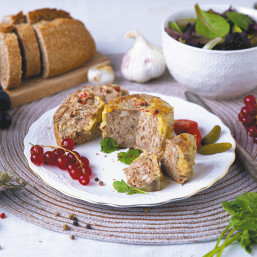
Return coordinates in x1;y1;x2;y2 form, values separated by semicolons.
121;31;166;83
87;64;115;85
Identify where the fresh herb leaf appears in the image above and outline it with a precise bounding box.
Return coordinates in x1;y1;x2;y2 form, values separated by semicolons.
226;11;253;30
195;4;230;39
113;179;148;195
100;137;119;153
168;21;183;33
0;172;27;192
204;192;257;256
117;149;140;165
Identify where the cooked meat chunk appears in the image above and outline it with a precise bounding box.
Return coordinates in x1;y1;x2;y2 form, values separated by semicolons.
101;94;174;158
53;84;129;145
124;152;163;192
161;133;196;184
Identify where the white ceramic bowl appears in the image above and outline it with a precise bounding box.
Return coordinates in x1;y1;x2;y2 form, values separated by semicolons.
162;5;257;99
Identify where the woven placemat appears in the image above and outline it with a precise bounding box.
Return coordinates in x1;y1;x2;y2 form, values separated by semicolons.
0;54;257;245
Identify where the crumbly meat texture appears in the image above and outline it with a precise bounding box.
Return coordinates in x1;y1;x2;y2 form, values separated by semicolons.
33;18;96;78
124;152;163;192
2;11;26;25
53;84;129;146
161;133;196;184
0;32;22;89
15;24;41;79
101;94;174;158
27;8;71;24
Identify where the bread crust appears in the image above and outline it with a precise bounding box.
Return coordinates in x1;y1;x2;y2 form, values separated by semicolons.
15;23;41;79
34;18;96;78
2;11;26;25
27;8;71;24
0;32;22;89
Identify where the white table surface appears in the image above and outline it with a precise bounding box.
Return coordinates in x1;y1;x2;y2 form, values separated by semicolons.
1;0;257;256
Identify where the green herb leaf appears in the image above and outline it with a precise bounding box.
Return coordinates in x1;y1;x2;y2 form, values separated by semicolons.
168;21;182;33
226;11;253;30
195;4;230;39
100;137;119;153
0;172;27;192
117;149;140;165
113;179;148;195
204;192;257;256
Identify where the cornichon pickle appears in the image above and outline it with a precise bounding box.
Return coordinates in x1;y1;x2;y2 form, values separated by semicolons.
201;125;221;145
197;143;232;155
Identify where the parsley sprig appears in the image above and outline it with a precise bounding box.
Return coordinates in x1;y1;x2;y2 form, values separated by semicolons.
117;149;140;165
0;172;27;192
100;137;119;153
113;179;148;195
204;192;257;256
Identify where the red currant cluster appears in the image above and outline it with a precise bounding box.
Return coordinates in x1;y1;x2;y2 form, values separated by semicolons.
30;138;91;186
238;95;257;143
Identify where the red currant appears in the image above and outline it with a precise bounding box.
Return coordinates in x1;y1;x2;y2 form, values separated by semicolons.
80;156;89;167
31;153;44;165
79;174;90;186
242;115;255;126
30;145;44;155
81;166;92;176
248;126;257;137
53;148;65;159
67;151;80;163
0;213;6;218
69;166;82;180
238;112;244;122
67;163;76;172
61;138;75;151
244;95;256;106
43;151;56;165
56;155;69;170
241;106;256;117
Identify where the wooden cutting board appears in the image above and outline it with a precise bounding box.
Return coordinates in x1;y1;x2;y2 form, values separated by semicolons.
6;52;110;108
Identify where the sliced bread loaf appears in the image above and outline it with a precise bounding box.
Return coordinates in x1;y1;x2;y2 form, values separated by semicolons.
33;18;96;78
0;32;22;89
15;23;41;79
27;8;71;24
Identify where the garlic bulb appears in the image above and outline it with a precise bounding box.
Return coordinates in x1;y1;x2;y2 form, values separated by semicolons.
87;64;115;85
121;31;166;83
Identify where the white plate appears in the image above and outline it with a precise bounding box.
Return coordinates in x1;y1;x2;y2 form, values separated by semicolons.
24;92;236;207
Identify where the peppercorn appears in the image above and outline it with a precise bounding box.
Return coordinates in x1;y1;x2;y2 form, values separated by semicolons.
63;224;70;231
73;220;79;226
70;235;75;240
94;177;99;182
86;224;92;229
54;212;61;217
99;181;103;186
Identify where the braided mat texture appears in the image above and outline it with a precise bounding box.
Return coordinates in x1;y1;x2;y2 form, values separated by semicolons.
0;54;257;245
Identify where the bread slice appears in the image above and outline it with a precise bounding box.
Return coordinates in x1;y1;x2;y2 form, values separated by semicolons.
124;152;163;192
53;85;129;146
101;94;174;158
15;24;41;79
33;18;96;78
1;11;26;25
161;133;196;184
27;8;71;24
0;32;22;89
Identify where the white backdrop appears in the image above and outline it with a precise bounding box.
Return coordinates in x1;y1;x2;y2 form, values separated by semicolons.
1;0;257;256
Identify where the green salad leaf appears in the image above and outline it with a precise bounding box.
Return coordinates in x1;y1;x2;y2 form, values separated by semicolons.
117;149;140;165
226;11;253;30
195;4;230;39
113;179;148;195
100;137;119;153
168;21;182;33
204;192;257;256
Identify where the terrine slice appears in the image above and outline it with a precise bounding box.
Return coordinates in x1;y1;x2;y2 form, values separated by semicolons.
161;133;197;184
124;152;163;192
101;94;174;158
